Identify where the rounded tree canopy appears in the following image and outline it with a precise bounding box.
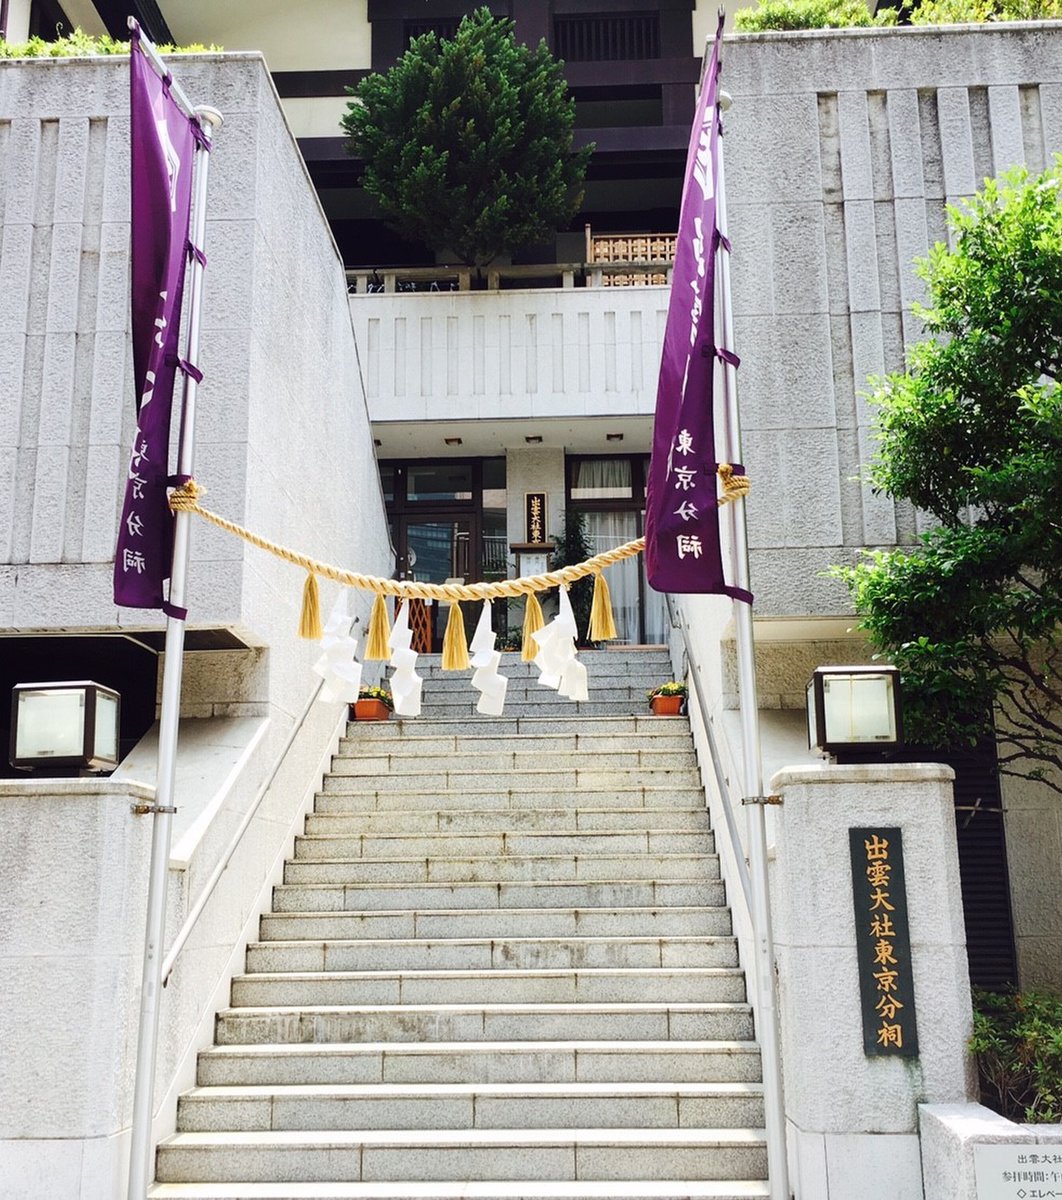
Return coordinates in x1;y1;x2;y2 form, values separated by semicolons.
343;7;593;268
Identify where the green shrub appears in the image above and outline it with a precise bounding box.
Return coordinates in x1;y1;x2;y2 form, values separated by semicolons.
910;0;1062;22
971;990;1062;1123
0;28;220;58
734;0;897;31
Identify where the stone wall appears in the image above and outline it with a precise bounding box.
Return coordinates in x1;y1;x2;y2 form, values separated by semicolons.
0;52;392;1196
723;22;1062;617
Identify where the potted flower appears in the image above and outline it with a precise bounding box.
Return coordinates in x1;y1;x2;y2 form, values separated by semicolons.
647;681;687;716
352;684;393;721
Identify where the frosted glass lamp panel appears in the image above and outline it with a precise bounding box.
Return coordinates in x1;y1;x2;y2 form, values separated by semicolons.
822;673;897;743
94;691;120;762
15;689;86;759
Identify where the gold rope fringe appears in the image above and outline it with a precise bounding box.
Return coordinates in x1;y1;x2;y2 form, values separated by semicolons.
441;601;470;671
521;592;545;662
364;593;391;661
298;572;323;640
589;571;618;642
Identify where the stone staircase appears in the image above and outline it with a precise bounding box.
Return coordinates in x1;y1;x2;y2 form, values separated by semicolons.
151;648;769;1199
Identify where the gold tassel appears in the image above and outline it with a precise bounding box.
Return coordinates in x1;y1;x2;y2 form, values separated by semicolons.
589;570;618;642
521;591;545;662
364;593;391;661
441;601;470;670
298;572;323;640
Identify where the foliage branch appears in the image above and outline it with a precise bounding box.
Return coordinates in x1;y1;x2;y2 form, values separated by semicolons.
972;990;1062;1123
0;28;220;56
833;160;1062;793
734;0;896;30
342;7;591;268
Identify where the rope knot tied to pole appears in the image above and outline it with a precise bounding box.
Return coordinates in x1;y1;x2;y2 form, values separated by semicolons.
717;463;750;506
169;478;205;511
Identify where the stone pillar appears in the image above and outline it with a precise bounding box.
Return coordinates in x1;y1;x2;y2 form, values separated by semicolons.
2;0;31;42
0;779;154;1199
768;763;977;1200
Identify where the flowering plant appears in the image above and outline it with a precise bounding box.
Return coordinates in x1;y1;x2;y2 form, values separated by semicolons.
358;684;394;710
647;681;688;699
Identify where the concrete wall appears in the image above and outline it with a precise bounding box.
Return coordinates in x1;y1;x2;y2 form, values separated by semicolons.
723;21;1062;618
351;286;668;426
0;52;392;1195
0;780;154;1191
0;52;390;642
770;764;977;1200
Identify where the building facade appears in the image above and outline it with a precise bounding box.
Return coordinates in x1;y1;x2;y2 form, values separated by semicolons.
4;0;1062;990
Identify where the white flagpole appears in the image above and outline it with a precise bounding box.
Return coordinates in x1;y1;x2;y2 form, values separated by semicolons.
716;95;792;1200
126;21;223;1197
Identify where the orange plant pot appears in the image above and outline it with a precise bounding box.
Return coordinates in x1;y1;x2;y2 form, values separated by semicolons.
352;699;391;721
650;694;683;716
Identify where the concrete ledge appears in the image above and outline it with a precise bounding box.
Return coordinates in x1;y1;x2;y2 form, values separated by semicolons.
920;1102;1062;1200
770;762;955;789
0;777;154;801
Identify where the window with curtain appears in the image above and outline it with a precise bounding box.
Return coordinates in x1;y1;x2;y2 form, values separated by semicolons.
566;455;666;645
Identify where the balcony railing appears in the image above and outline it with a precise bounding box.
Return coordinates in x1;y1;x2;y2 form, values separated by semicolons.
346;225;677;295
346;258;674;295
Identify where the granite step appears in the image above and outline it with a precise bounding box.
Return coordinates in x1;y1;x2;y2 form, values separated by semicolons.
154;1127;767;1185
270;879;727;913
176;1080;765;1133
213;1003;755;1047
229;967;748;1008
244;936;738;974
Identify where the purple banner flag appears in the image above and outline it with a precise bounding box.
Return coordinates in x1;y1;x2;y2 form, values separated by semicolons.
113;31;198;609
644;16;751;603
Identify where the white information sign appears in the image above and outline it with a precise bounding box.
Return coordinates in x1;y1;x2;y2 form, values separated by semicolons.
975;1144;1062;1199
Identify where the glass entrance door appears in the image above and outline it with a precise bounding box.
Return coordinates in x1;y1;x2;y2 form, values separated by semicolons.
402;518;472;585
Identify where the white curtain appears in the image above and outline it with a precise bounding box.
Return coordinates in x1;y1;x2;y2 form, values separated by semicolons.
582;510;664;645
571;458;632;500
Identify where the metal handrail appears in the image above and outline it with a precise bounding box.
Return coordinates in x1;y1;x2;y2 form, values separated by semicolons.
160;619;359;986
665;594;753;917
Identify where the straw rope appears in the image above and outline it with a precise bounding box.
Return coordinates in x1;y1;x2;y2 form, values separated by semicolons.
169;479;642;601
168;461;749;601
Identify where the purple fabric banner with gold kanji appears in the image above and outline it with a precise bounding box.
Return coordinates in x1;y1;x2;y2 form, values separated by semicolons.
644;16;751;603
113;32;197;609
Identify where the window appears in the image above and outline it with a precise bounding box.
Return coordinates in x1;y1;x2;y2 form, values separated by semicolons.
406;462;474;503
570;457;635;502
553;13;660;62
566;455;665;644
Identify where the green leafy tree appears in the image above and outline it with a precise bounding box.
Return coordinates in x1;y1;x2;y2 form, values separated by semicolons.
835;160;1062;793
342;7;592;269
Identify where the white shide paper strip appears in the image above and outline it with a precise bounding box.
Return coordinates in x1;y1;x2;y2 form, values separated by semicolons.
469;600;508;717
388;599;423;717
312;589;363;703
531;586;588;703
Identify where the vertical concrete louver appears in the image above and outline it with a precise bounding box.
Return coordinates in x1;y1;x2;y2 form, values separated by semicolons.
152;649;769;1198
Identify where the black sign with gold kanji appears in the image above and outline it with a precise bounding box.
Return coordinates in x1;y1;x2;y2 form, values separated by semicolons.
525;492;547;545
850;827;919;1057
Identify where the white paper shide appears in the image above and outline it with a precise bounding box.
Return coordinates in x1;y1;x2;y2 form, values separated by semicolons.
469;600;508;716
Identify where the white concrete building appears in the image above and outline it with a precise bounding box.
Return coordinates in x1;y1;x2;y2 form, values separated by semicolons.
1;5;1061;1197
